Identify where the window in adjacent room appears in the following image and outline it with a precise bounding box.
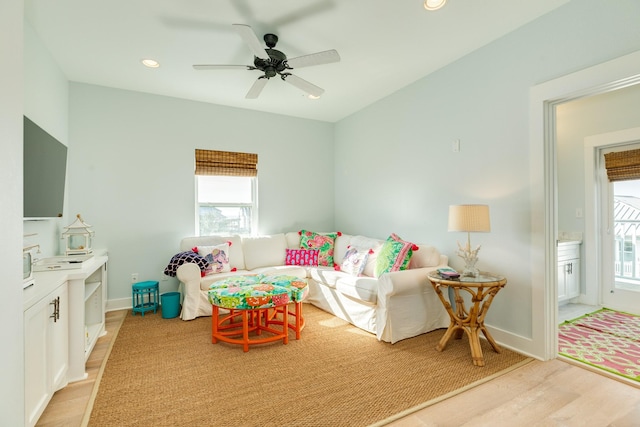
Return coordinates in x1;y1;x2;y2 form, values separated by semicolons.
195;149;258;236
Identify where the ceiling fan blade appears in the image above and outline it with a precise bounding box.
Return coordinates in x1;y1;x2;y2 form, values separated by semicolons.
283;74;325;98
193;65;251;70
232;24;270;60
286;49;340;69
246;77;269;99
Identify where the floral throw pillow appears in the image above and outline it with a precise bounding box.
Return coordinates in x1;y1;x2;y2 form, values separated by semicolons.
299;230;341;267
340;246;371;276
194;242;232;274
285;249;319;266
374;233;419;278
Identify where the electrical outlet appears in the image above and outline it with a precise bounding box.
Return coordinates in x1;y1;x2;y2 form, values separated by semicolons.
452;139;460;152
131;273;139;283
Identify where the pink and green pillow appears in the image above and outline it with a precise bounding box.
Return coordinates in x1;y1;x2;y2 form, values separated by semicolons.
374;233;418;278
299;230;341;267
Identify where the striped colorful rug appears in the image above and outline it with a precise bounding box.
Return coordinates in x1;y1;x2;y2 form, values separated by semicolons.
558;308;640;382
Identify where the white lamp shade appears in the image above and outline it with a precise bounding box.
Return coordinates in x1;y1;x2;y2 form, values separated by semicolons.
448;204;491;233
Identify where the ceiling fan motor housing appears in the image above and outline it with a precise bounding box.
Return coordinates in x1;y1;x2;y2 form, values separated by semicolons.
253;43;289;78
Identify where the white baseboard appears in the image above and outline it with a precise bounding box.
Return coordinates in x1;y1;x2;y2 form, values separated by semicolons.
487;323;542;361
106;297;132;312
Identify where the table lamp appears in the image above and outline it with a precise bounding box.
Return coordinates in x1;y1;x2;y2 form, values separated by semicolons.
448;204;490;277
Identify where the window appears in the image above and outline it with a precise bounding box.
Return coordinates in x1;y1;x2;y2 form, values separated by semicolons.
195;149;257;236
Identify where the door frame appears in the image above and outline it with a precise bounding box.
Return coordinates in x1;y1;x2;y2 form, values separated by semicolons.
530;50;640;360
585;133;640;312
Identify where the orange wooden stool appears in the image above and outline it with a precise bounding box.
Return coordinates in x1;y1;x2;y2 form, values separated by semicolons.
211;303;288;352
271;302;305;340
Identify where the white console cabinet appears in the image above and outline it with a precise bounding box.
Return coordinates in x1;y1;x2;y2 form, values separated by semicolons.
24;282;68;427
23;254;108;427
558;241;581;302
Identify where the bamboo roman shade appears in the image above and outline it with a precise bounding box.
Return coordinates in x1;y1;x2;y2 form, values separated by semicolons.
604;149;640;182
195;149;258;177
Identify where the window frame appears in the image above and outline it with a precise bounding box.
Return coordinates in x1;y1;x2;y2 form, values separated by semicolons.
195;175;258;237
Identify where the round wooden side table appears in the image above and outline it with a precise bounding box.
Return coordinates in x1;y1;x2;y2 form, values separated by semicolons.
427;271;507;367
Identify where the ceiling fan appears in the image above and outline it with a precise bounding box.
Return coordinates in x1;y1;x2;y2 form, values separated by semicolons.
193;24;340;99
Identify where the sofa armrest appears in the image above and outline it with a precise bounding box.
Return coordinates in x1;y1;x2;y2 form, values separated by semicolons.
176;262;203;320
377;267;438;299
376;263;449;343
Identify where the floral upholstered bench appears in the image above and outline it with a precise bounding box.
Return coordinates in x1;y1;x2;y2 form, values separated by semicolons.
207;275;309;351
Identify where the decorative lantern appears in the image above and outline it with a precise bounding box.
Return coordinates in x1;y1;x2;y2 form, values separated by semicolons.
62;214;94;256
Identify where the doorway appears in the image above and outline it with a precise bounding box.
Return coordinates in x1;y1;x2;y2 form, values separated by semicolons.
530;49;640;361
555;90;640;324
596;140;640;314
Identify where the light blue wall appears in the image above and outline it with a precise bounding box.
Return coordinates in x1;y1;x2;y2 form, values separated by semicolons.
67;84;334;302
334;0;640;338
23;21;70;258
556;84;640;298
1;0;24;423
19;0;640;361
557;85;640;234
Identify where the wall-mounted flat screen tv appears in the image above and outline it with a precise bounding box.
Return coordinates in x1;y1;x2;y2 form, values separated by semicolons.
23;116;67;218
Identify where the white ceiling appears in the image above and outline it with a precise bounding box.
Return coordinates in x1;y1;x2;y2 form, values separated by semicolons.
25;0;569;123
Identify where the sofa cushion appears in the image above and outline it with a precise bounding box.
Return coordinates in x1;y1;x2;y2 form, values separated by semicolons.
309;267;345;289
335;275;379;304
200;269;252;290
299;230;340;267
164;251;208;277
285;248;319;266
285;231;301;248
180;235;245;270
242;234;287;270
251;265;308;279
340;247;370;276
408;245;442;268
332;233;352;265
374;233;417;278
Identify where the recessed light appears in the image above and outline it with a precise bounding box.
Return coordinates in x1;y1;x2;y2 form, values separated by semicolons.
424;0;447;11
308;94;320;100
141;59;160;68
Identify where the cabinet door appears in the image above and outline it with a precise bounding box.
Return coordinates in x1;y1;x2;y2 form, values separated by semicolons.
24;283;69;427
566;259;580;299
558;261;568;300
24;296;51;427
49;284;69;391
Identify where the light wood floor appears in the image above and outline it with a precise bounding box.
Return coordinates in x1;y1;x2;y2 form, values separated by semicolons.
37;310;640;427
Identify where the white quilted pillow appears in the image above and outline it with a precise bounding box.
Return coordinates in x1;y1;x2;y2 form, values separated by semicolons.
408;245;441;268
242;234;288;270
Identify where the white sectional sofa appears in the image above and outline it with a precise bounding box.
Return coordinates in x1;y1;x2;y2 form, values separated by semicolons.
173;232;449;343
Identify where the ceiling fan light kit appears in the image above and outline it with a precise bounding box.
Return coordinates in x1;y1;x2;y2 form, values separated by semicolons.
193;23;340;100
424;0;447;11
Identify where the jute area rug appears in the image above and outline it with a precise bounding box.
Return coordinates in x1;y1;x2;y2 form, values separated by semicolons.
87;304;530;427
559;308;640;383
